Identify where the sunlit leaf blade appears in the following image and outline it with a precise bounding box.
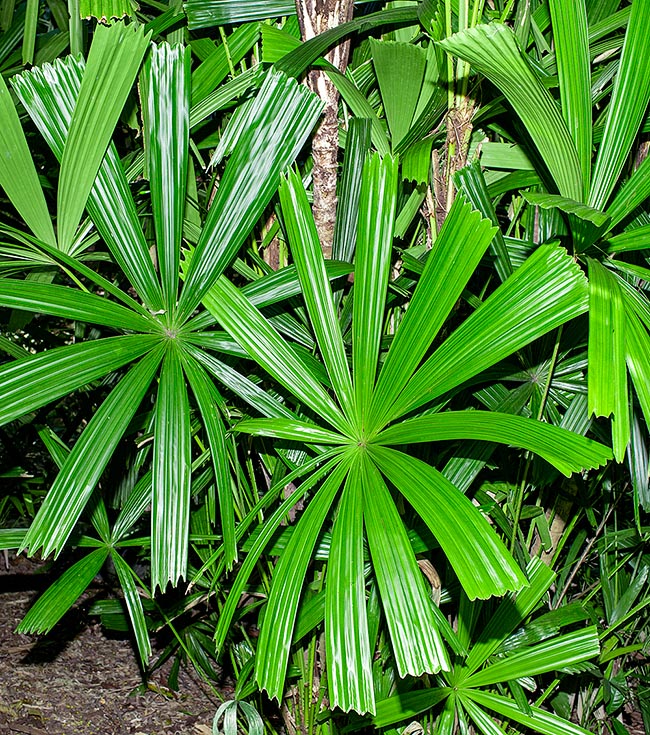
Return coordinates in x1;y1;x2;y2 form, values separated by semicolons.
241;261;352;309
110;551;152;667
373;688;451;728
459;697;505;735
478;142;534;171
437;700;457;735
144;42;190;317
274;6;419;79
57;22;150;251
0;335;160;426
111;471;153;543
21;347;163;557
605;156;650;229
467;689;595;735
396;51;445;156
402;138;433;186
206;96;255;168
521;192;610;251
11;234;155;318
464;627;599;687
0;280;158;332
587;259;629;461
0;529;28;550
191;23;260;105
152;347;192;590
38;426;75;468
261;23;300;64
199;297;312;358
185;0;294;28
589;0;650;211
333;118;371;263
17;548;109;633
21;0;37;65
89;494;111;545
328;70;391;157
187;345;297;420
625;306;650;431
548;0;591;194
362;455;449;676
353;154;398;423
377;412;611;477
0;334;30;360
204;276;350;434
389;245;588;422
456;163;512;282
182;354;236;570
178;70;323;322
256;456;352;700
370;39;426;148
465;558;554;674
279;169;354;416
370;194;495;432
236;418;344;445
326;464;374;714
79;0;134;21
371;446;526;599
13;57;163;309
619;278;650;333
0;74;55;246
439;23;582;201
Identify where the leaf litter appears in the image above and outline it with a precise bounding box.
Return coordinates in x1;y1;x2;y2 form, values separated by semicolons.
0;553;221;735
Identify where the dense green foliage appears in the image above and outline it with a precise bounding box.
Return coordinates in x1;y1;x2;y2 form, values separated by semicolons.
1;0;650;733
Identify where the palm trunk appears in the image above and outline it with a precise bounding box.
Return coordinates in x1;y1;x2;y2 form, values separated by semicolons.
297;0;354;258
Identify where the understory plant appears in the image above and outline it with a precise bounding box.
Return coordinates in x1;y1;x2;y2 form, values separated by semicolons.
0;0;649;734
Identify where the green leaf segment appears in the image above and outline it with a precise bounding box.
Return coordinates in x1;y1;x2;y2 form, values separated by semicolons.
206;159;610;714
0;33;323;593
373;559;600;735
0;18;614;716
441;0;650;461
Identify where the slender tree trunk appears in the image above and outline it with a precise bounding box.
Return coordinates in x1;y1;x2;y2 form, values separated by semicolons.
296;0;354;258
429;103;475;234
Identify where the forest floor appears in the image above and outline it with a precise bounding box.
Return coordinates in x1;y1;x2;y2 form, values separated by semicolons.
1;552;648;735
0;553;223;735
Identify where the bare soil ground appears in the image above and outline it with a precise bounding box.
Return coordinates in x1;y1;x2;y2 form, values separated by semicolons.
0;553;221;735
1;554;647;735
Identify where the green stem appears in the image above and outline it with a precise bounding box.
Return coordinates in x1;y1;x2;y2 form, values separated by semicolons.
536;326;563;423
219;25;237;78
470;0;485;26
535;677;560;708
132;568;223;700
166;0;184;44
308;635;317;735
499;0;516;23
68;0;83;57
548;507;582;566
22;0;38;65
445;0;454;109
510;458;530;554
455;0;470;106
556;499;618;608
